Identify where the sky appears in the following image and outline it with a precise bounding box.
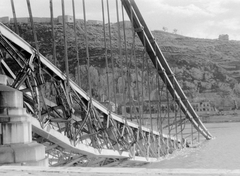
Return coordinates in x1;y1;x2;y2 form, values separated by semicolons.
1;0;240;40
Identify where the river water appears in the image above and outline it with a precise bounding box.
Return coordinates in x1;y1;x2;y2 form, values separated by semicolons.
146;122;240;169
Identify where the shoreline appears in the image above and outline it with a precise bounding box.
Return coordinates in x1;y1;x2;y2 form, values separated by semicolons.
1;166;240;176
201;112;240;123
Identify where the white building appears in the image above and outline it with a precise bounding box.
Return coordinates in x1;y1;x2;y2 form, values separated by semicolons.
87;20;102;25
57;15;74;24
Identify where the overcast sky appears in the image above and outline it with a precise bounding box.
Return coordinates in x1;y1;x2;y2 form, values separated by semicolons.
1;0;240;40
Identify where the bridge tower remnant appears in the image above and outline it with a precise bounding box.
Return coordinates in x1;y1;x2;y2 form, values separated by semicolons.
0;74;47;166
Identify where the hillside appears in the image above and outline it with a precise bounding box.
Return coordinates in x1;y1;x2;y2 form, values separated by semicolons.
6;22;240;110
153;30;240;108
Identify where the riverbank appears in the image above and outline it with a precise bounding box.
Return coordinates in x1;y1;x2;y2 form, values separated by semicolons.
201;110;240;123
0;166;240;176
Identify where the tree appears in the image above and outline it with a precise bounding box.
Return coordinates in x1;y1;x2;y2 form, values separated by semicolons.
173;29;177;34
162;27;168;32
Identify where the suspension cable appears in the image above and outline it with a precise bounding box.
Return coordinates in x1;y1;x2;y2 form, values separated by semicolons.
129;3;136;123
127;37;133;121
116;0;124;116
126;5;135;122
101;0;110;105
49;0;57;66
61;0;70;90
140;52;145;126
10;0;19;35
155;40;162;134
72;0;80;86
172;68;178;148
106;0;116;106
26;0;40;64
130;5;142;127
166;76;170;135
179;101;184;148
146;54;152;131
26;0;47;126
141;44;145;126
82;0;92;99
121;3;128;121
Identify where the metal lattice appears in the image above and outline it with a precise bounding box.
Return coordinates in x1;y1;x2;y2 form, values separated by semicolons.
0;0;211;167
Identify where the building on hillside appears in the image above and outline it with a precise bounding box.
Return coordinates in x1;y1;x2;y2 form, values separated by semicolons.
218;34;229;41
191;100;217;113
120;99;179;116
32;17;51;23
10;17;29;23
1;15;84;24
9;17;55;24
114;21;131;28
76;19;84;23
142;100;180;114
120;99;142;116
87;20;102;25
0;17;9;23
218;105;233;112
57;15;74;24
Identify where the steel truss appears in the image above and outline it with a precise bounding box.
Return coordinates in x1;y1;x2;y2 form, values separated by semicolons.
0;0;211;167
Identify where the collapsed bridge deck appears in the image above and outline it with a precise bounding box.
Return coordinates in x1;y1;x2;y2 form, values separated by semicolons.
0;0;211;167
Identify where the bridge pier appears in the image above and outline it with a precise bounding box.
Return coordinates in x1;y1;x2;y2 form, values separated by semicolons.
0;75;47;166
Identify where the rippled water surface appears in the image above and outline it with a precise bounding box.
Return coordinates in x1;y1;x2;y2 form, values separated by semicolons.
146;122;240;169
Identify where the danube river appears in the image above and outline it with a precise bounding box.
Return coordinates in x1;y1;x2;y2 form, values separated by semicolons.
146;122;240;169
